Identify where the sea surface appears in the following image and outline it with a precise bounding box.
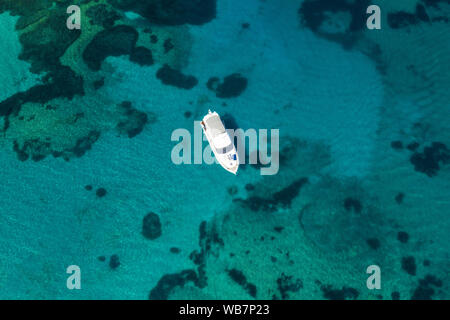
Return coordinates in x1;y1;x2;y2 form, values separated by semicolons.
0;0;448;299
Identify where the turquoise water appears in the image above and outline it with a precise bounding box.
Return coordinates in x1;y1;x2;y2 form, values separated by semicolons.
0;0;449;299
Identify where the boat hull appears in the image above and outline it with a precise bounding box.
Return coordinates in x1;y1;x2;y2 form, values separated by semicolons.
201;111;239;174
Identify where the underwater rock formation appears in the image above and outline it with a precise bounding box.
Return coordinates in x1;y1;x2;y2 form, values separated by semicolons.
15;2;81;74
149;269;199;300
276;273;303;299
387;2;450;29
395;192;405;204
163;38;174;54
86;3;121;29
388;4;430;29
0;66;84;117
109;254;121;269
156;64;198;89
142;212;162;240
391;291;400;300
298;0;369;48
397;231;409;243
12;128;100;162
129;46;154;66
411;274;443;300
401;256;417;276
233;178;308;212
366;238;380;250
206;74;248;98
115;101;153;138
227;268;257;298
410;142;450;177
96;188;107;198
343;197;362;213
320;284;359;300
82;25;139;71
299;177;383;253
150;221;220;299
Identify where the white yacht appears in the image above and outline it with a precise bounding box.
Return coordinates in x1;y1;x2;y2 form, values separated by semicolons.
201;110;239;174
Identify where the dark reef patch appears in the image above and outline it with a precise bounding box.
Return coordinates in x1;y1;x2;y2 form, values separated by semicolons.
410;142;450;177
395;192;405;204
366;238;380;250
149;269;199;300
58;130;100;160
227;269;257;298
190;221;225;289
0;65;84;117
234;178;308;212
407;142;420;151
13;130;100;162
13;139;49;162
96;188;107;198
272;178;308;207
142;212;162;240
401;256;417;276
397;231;409;243
206;77;220;91
299;179;383;254
388;2;450;29
170;247;180;254
388;11;420;29
343;197;362;213
150;220;221;299
227;185;238;196
388;4;431;29
109;254;120;269
321;284;359;300
93;77;105;90
298;0;369;48
16;3;81;74
129;46;154;66
277;273;303;299
391;140;403;150
163;39;174;54
115;101;150;138
68;130;100;159
273;226;284;233
416;4;431;22
86;3;120;29
411;274;443;300
391;291;400;300
156;64;198;89
245;183;255;191
110;0;217;26
206;74;248;98
82;25;139;71
423;0;450;8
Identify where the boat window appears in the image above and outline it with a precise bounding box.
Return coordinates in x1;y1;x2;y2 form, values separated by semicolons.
217;144;233;154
